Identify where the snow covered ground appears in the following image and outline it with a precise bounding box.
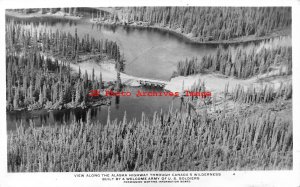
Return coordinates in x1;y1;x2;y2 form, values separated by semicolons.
165;72;291;94
6;10;82;20
42;52;291;95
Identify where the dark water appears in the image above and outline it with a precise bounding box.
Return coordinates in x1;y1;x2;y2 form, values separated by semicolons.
7;16;217;80
7;87;184;131
6;15;270;131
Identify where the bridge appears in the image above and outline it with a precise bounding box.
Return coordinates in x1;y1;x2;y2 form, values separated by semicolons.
122;78;168;88
138;80;167;88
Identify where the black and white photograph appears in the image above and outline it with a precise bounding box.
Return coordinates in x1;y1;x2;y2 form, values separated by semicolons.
1;1;300;187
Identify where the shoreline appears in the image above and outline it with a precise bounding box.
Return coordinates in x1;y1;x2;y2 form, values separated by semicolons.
5;10;291;45
6;52;115;112
5;10;292;112
7;50;292;112
91;19;291;45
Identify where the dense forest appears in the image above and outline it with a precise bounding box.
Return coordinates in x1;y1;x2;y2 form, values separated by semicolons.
116;7;291;42
6;52;110;111
7;93;292;171
231;83;292;104
186;79;292;104
6;21;124;111
6;7;293;173
175;45;292;79
7;63;293;171
7;7;292;42
6;21;123;64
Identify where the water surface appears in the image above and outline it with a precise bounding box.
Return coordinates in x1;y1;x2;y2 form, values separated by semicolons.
7;15;289;131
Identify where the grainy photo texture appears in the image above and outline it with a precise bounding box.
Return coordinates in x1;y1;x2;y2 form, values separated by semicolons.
6;7;292;172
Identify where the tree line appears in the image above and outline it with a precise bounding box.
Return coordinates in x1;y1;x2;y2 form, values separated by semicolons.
8;7;292;42
6;22;123;67
232;83;292;104
6;52;107;111
7;97;292;171
6;21;125;111
175;45;292;79
178;78;292;110
118;7;291;42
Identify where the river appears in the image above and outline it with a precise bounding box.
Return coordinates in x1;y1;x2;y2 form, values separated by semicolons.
6;16;200;131
6;15;287;131
7;87;185;131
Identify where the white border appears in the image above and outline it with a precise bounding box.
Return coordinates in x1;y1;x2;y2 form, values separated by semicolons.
0;0;299;187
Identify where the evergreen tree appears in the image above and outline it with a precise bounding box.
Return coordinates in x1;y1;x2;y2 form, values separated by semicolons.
99;72;103;89
75;81;81;104
69;8;72;15
73;8;78;16
13;87;19;109
39;89;43;105
59;85;64;103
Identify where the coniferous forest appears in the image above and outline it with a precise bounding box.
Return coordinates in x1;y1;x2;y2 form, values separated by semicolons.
5;7;292;172
108;7;291;42
8;102;292;172
175;45;292;78
7;7;291;43
6;21;124;111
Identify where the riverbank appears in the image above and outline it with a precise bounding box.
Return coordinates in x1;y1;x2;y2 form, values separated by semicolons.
5;12;292;113
5;10;82;20
61;52;292;100
6;51;114;112
11;50;291;113
165;71;292;94
5;10;290;45
90;19;291;45
43;49;292;99
7;96;292;171
9;95;111;112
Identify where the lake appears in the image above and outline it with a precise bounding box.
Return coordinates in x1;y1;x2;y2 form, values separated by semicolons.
6;15;285;131
7;87;185;131
7;15;218;80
